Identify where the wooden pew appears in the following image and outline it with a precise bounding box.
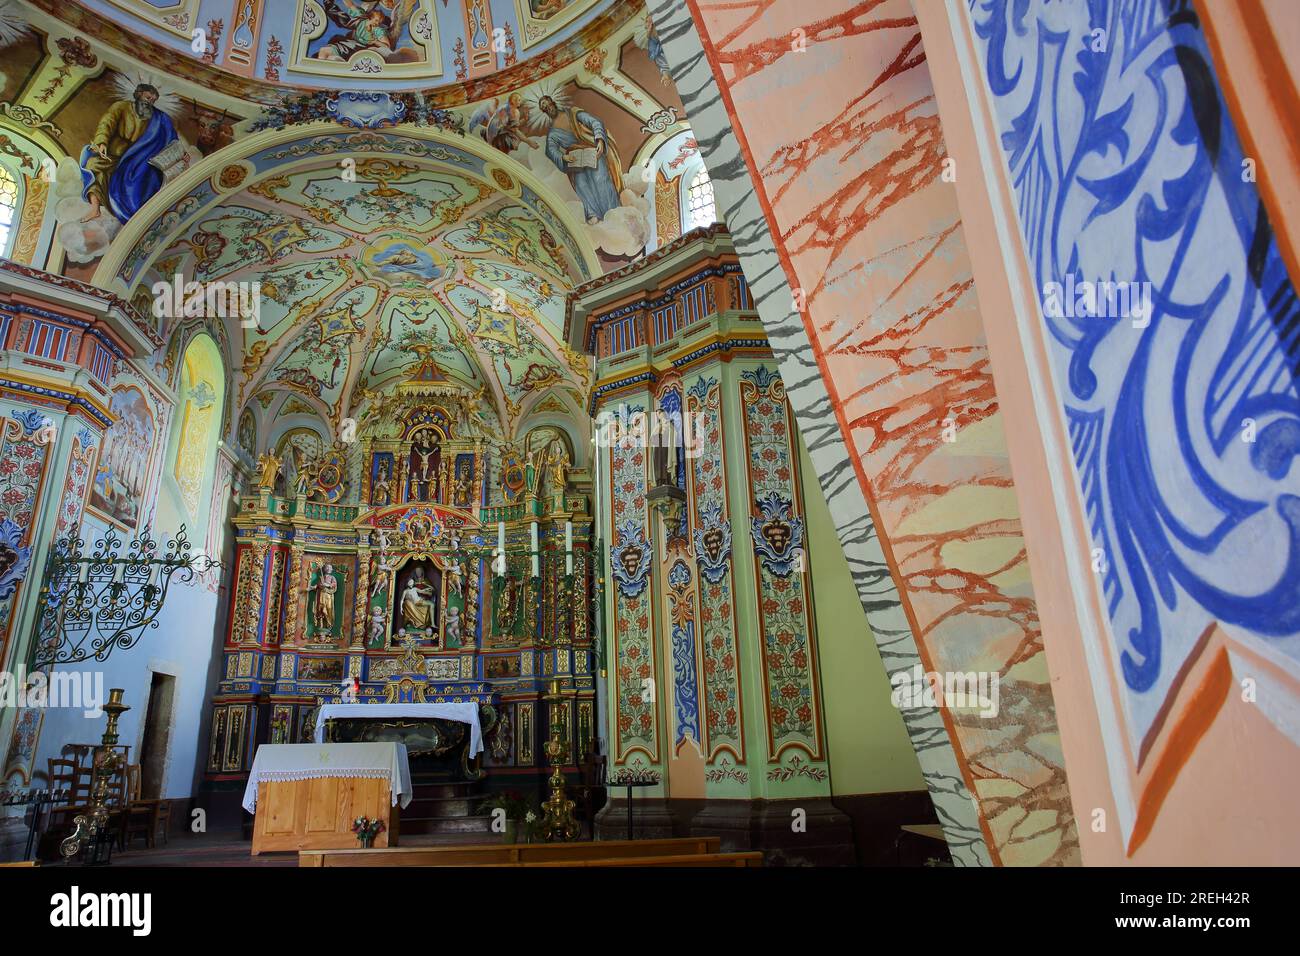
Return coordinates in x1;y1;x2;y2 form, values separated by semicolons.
523;852;762;867
300;836;721;867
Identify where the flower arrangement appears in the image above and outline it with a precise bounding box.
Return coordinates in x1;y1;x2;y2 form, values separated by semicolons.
351;816;385;848
477;790;543;842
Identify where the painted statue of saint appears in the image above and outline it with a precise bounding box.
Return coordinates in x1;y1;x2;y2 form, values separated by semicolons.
309;564;338;632
400;566;436;631
371;460;392;506
538;95;623;224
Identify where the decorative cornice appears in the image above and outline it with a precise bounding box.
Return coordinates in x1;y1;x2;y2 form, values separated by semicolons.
0;259;161;353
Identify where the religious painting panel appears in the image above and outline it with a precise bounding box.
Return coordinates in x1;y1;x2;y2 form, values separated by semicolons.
291;0;441;82
88;385;155;531
298;656;344;682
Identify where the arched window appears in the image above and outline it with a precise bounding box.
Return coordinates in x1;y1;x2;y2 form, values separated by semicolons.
686;168;717;229
0;165;20;256
172;335;225;522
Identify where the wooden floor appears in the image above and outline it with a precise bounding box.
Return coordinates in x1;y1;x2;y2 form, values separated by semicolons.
107;830;493;867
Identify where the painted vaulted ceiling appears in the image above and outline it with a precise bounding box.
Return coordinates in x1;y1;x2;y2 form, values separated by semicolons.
0;0;694;448
26;0;627;100
133;132;599;437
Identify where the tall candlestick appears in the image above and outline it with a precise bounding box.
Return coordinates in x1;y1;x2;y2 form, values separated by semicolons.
497;522;505;577
565;521;573;576
530;521;539;577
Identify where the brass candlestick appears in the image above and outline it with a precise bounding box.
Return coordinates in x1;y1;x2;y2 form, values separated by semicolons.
61;688;130;864
539;679;578;841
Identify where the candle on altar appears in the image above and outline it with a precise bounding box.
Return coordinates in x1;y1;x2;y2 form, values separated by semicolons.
530;521;539;577
565;521;573;576
497;522;505;576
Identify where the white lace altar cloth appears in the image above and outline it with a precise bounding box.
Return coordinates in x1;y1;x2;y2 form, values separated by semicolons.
241;743;413;813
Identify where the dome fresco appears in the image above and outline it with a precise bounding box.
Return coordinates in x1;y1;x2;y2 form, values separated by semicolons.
0;0;695;444
30;0;620;96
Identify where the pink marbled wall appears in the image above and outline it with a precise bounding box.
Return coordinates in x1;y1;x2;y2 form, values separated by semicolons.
684;0;1078;865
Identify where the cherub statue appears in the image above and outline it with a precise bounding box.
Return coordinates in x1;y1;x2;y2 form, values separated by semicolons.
368;606;387;648
444;605;461;645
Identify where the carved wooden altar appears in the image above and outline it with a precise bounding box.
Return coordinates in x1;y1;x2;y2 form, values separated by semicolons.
204;354;598;802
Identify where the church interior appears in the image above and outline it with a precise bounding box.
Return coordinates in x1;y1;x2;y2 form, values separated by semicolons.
0;0;1297;881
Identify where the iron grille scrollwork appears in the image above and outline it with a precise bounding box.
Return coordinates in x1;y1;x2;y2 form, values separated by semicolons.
30;523;219;667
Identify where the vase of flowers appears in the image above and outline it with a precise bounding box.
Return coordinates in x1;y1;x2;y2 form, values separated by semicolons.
351;816;385;848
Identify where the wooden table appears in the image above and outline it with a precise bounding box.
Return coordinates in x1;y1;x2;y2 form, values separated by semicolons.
243;743;411;855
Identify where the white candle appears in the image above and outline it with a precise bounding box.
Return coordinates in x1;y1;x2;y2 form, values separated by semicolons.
530;521;539;577
112;561;124;584
565;521;573;576
497;521;505;576
78;561;89;584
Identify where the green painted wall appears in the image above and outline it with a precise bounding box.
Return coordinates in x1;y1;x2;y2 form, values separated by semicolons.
800;440;926;796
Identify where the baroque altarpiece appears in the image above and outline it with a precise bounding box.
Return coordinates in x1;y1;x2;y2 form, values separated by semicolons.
203;355;597;793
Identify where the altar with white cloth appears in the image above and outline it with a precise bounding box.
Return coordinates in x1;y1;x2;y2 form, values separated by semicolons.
243;742;412;854
314;702;485;757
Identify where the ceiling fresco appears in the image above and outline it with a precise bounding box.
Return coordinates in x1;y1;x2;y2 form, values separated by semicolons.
146;156;593;435
0;0;695;447
20;0;628;101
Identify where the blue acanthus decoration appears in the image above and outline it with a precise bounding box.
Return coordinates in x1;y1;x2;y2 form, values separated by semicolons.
970;0;1300;744
610;520;651;598
740;365;779;390
13;409;51;436
671;620;701;747
749;492;803;577
693;502;732;584
0;518;31;602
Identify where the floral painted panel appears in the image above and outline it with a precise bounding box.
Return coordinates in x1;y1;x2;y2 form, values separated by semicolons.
0;409;56;667
739;367;822;760
608;403;658;762
687;375;744;760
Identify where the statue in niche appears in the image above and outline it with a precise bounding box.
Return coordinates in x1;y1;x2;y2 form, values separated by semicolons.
371;460;393;506
256;451;282;490
308;563;339;633
548;440;570;491
410;432;440;502
452;457;474;508
399;565;438;633
495;575;519;634
445;605;461;646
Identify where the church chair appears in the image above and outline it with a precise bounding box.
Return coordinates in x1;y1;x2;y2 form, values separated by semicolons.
118;764;164;851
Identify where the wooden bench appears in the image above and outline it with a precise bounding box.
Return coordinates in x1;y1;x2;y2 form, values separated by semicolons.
522;852;762;867
299;836;721;867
